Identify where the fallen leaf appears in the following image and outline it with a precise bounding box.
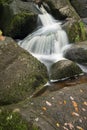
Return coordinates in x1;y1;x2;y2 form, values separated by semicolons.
56;122;60;127
82;108;86;112
72;101;78;112
64;100;67;105
46;101;52;106
35;117;39;122
80;89;83;93
64;123;74;130
76;126;84;130
70;96;74;100
79;119;82;123
52;97;55;100
84;116;87;120
72;101;78;107
42;107;47;111
83;101;87;106
13;108;20;113
63;126;69;130
72;112;79;117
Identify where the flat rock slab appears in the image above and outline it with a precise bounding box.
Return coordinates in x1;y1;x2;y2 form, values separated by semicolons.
8;78;87;130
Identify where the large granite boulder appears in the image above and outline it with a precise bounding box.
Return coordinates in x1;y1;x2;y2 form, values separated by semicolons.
63;44;87;64
0;0;38;39
0;37;48;105
50;60;82;80
63;42;87;73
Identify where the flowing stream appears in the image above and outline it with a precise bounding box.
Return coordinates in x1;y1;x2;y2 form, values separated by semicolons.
19;4;69;82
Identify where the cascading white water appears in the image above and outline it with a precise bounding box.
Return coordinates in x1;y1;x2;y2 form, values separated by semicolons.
19;4;69;80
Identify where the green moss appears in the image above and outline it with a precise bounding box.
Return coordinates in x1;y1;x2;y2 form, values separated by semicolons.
0;74;46;105
67;21;87;42
51;61;82;80
0;1;37;39
4;12;36;39
0;109;40;130
0;109;28;130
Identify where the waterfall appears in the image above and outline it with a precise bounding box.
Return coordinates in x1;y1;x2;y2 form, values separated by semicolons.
19;4;69;80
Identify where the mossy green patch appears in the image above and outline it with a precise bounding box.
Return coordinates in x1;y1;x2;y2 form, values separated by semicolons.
4;12;36;39
67;21;87;42
0;1;37;39
0;108;40;130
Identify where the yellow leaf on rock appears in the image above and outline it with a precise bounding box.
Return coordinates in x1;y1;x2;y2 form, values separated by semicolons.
64;100;67;105
83;101;87;106
72;101;78;112
56;123;60;127
0;30;2;35
42;107;47;111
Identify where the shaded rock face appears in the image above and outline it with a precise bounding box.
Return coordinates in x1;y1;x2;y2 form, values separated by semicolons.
63;43;87;73
63;20;87;43
0;37;48;105
50;60;82;80
0;0;38;39
63;44;87;64
44;0;80;20
70;0;87;18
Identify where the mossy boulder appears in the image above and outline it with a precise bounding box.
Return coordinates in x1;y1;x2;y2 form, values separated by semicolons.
0;37;48;105
0;0;38;39
64;20;87;42
50;60;82;80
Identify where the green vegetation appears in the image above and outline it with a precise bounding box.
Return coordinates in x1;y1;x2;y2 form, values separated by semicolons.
0;109;28;130
67;21;87;42
0;109;40;130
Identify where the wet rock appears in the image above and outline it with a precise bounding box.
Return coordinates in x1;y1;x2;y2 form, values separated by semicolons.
3;81;87;130
0;0;38;39
50;60;82;80
63;20;87;43
0;37;48;105
63;44;87;64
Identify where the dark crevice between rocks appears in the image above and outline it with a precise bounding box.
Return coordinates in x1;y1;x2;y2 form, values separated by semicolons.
51;9;67;21
44;1;67;21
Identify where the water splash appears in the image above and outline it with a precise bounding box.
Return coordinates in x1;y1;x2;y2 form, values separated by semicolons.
19;4;69;81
